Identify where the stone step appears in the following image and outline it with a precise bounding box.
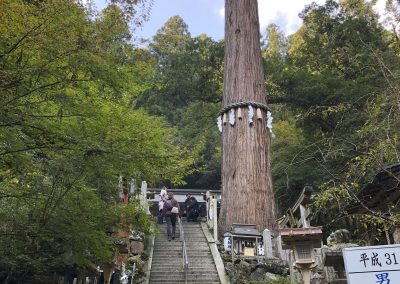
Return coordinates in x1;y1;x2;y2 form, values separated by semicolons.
153;249;210;254
151;266;217;270
155;239;206;243
150;262;217;268
150;279;219;284
152;258;215;261
153;250;210;254
150;275;219;280
155;233;203;236
154;246;207;250
155;239;206;242
152;255;212;260
151;268;219;273
150;282;220;284
150;274;219;281
156;233;201;235
153;246;210;251
149;278;220;283
153;251;211;256
151;263;214;269
150;269;219;274
150;221;220;284
152;249;211;253
155;238;207;242
152;262;216;267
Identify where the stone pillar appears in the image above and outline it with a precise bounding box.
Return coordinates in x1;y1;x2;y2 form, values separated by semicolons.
301;269;312;284
206;191;211;227
212;198;218;242
140;181;149;214
276;235;284;260
289;251;296;283
208;195;214;229
263;229;273;259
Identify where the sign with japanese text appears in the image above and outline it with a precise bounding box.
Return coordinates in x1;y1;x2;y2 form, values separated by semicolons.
343;245;400;283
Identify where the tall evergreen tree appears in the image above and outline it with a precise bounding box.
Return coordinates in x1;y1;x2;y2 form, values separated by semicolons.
219;0;276;232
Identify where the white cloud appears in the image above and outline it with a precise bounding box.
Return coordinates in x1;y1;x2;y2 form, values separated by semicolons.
218;6;225;20
218;0;387;36
258;0;325;35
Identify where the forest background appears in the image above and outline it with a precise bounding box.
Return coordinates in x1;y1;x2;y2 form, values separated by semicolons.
1;0;400;282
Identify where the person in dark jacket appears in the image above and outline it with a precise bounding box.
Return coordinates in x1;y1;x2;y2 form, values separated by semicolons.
185;193;199;222
163;192;180;241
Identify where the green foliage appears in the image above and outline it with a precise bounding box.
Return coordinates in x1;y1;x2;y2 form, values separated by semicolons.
264;0;400;242
137;17;224;189
0;0;191;281
2;1;400;278
140;251;149;261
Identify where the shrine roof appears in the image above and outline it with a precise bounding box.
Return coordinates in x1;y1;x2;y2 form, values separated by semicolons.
346;163;400;214
279;226;323;237
229;224;262;237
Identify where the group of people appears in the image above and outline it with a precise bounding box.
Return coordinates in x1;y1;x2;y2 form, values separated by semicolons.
157;187;199;241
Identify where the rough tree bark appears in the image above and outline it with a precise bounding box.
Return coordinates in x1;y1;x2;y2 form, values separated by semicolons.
219;0;276;233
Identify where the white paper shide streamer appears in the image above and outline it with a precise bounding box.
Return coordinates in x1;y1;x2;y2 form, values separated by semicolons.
217;115;222;133
266;111;273;131
229;109;235;126
266;111;275;138
248;105;254;124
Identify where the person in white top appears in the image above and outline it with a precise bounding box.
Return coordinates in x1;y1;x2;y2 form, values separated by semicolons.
157;187;168;224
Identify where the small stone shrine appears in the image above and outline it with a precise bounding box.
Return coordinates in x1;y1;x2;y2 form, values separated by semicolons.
226;224;264;262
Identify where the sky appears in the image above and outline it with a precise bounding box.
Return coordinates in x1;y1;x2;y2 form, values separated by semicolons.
92;0;387;41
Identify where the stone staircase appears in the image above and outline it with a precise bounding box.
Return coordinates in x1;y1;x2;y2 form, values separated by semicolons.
149;220;221;284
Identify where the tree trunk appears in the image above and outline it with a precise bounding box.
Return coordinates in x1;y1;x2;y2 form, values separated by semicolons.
219;0;276;233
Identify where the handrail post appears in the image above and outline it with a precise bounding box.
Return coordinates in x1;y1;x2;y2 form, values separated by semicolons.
178;217;189;284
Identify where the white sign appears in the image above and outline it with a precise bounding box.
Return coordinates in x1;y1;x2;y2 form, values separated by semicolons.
343;244;400;284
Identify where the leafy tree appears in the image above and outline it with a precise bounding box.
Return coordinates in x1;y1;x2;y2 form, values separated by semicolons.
0;0;191;281
137;17;224;190
262;0;400;242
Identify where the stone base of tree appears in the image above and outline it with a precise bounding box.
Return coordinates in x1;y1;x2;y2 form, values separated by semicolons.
218;245;290;284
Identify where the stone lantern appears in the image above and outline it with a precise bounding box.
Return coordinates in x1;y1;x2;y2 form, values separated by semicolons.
280;227;323;284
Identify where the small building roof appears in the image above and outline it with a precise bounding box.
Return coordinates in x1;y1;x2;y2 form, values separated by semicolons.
279;227;323;237
346;163;400;215
279;227;323;248
230;224;262;237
